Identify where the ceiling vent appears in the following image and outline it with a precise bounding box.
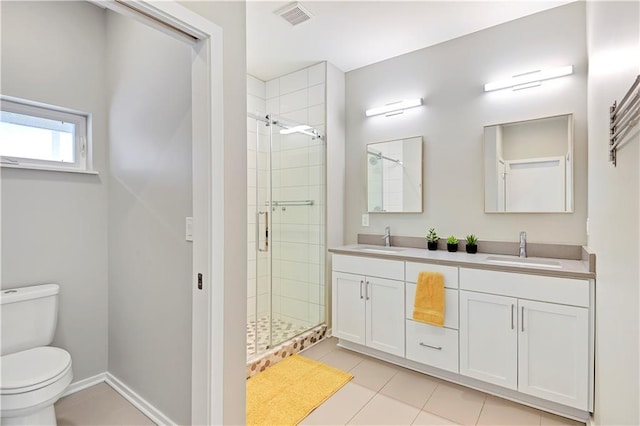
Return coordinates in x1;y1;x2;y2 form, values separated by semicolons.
275;2;313;26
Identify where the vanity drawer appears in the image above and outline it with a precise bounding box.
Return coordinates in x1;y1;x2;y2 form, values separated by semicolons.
406;285;458;329
459;268;589;307
406;262;458;289
333;254;404;280
406;320;459;373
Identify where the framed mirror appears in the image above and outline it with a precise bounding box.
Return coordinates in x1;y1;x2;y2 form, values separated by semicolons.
367;136;423;213
484;114;574;213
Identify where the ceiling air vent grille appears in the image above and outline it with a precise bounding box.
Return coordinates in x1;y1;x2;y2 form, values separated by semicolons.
275;2;313;26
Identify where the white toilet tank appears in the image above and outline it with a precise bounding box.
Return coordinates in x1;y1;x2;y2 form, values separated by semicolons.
0;284;60;356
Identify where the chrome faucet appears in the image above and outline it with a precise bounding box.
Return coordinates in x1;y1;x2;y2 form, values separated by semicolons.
382;226;391;247
519;231;527;258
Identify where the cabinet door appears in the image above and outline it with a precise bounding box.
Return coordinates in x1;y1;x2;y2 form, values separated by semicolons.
366;276;405;357
460;290;518;389
518;300;589;410
332;272;366;345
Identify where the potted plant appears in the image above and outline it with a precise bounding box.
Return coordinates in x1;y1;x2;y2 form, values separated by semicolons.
465;234;478;254
446;235;458;252
426;228;439;250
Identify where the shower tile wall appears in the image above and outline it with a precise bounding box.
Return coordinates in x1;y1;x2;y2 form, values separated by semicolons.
266;63;326;331
247;75;269;324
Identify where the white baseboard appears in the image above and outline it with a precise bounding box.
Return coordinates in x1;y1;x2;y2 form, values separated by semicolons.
63;372;107;397
105;373;176;426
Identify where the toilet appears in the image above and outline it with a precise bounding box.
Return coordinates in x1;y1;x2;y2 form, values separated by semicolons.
1;284;73;426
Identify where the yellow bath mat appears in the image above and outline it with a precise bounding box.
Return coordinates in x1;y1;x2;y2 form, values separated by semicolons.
246;354;353;425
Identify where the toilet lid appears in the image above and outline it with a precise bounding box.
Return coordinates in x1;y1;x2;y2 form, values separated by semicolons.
1;346;72;392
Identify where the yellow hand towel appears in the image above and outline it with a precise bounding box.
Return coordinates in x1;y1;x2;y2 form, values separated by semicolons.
413;271;445;326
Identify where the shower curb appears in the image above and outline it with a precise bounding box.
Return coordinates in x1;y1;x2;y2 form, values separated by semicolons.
246;324;328;378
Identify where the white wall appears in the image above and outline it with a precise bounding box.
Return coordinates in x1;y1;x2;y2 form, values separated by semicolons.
105;11;192;424
0;1;109;383
586;2;640;424
325;62;346;330
344;2;588;244
178;2;248;424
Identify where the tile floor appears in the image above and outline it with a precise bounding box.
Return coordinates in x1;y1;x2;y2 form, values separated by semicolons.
298;337;586;426
247;316;308;357
55;382;154;426
54;337;587;426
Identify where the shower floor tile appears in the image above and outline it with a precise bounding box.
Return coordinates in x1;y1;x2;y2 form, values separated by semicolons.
247;316;308;356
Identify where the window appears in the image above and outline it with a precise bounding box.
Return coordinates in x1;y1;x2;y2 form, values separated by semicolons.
0;97;90;172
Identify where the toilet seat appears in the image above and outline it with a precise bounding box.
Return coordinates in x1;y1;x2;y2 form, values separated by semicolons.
1;347;72;395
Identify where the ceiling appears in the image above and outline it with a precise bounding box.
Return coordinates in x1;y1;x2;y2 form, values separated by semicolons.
247;1;574;81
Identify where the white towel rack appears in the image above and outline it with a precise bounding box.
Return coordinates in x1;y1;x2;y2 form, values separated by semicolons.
610;74;640;166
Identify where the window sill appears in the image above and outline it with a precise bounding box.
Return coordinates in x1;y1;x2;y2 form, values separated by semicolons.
0;162;99;175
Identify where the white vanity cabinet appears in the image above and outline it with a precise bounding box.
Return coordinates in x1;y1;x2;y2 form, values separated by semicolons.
459;268;590;410
405;262;459;373
332;255;405;357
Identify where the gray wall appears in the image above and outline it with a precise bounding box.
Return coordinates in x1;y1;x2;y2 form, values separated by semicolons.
105;11;192;425
586;2;640;425
0;1;109;382
179;2;248;423
1;2;248;423
345;2;588;244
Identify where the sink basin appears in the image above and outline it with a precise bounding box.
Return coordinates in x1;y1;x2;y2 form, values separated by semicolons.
485;256;562;269
353;245;406;255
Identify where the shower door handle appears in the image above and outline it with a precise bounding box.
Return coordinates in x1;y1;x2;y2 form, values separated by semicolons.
258;211;269;252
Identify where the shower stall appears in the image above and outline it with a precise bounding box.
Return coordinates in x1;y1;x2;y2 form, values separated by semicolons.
246;112;326;360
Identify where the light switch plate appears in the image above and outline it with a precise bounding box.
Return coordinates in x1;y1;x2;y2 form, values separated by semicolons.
361;214;369;227
186;217;193;241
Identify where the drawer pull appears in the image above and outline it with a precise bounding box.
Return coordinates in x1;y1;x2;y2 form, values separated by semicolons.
419;342;442;350
360;280;364;299
366;281;370;300
521;306;525;332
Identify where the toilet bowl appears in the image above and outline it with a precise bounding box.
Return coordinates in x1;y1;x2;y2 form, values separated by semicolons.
0;285;73;425
1;347;73;425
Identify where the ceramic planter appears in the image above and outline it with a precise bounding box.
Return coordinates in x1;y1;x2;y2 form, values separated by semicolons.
427;241;438;251
466;244;478;254
447;243;458;252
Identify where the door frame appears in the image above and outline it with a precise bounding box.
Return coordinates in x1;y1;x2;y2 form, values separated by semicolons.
94;1;229;424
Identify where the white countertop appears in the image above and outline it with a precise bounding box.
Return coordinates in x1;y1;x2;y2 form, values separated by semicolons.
329;244;595;279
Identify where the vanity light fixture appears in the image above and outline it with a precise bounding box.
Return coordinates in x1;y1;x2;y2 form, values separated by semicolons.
365;98;423;117
484;65;574;92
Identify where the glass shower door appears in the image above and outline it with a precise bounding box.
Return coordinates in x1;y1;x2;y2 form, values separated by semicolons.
248;116;272;358
247;112;326;359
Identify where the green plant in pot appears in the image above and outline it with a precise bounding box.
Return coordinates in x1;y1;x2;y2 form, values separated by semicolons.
446;235;458;252
426;228;439;250
465;234;478;254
